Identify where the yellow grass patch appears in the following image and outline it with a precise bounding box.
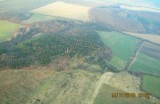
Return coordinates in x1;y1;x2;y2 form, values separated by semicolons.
31;1;91;21
124;31;160;45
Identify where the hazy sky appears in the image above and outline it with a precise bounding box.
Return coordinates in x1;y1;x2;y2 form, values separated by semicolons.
86;0;160;8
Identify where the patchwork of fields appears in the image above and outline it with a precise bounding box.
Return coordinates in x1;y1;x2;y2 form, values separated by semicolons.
0;20;21;41
97;31;140;70
31;1;90;21
129;42;160;98
129;42;160;76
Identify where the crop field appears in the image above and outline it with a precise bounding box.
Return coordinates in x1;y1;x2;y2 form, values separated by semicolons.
140;42;160;59
97;31;140;70
142;75;160;98
31;1;91;21
129;42;160;76
124;32;160;45
0;20;21;41
22;13;57;23
93;84;154;104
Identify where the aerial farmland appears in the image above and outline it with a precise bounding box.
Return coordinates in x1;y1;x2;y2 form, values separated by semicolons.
31;1;91;21
0;0;160;104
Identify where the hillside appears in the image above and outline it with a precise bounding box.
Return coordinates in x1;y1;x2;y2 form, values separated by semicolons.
90;6;160;35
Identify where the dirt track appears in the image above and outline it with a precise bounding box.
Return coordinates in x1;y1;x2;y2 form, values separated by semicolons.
86;72;114;104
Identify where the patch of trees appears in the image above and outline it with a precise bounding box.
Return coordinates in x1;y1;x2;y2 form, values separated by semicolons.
0;25;40;54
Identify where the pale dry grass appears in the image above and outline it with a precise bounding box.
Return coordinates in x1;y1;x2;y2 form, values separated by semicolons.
31;1;91;21
124;31;160;45
120;5;160;13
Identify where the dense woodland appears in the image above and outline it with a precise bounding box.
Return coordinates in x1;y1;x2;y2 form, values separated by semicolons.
0;20;112;69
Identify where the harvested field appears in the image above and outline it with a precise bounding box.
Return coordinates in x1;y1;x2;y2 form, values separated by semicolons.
124;32;160;45
31;1;91;21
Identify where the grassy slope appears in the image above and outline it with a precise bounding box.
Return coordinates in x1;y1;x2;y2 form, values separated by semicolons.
98;31;139;70
0;69;53;104
93;84;154;104
0;67;101;104
129;53;160;76
142;75;160;98
25;69;101;104
0;20;21;41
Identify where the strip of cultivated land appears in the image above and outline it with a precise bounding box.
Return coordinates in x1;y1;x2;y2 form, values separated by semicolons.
129;42;160;76
123;32;160;45
97;31;140;70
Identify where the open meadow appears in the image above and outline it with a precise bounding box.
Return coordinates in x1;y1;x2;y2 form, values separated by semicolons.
97;31;140;70
93;84;154;104
0;20;21;41
31;1;91;21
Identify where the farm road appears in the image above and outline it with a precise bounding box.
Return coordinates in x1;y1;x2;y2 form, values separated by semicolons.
86;72;114;104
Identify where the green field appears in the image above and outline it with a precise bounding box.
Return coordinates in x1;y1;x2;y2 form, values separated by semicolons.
142;75;160;98
129;53;160;76
93;84;154;104
0;20;21;41
97;31;139;70
23;13;56;23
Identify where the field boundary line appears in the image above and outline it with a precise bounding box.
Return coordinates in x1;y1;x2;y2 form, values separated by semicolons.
124;40;144;70
86;72;114;104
